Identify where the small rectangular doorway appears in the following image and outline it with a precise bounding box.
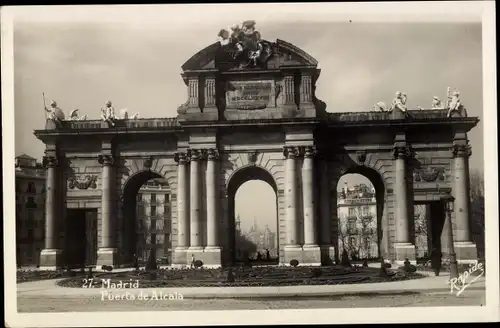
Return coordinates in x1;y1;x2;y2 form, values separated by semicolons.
65;208;98;267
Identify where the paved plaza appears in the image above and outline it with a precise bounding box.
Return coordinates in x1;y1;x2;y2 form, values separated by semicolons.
17;274;486;312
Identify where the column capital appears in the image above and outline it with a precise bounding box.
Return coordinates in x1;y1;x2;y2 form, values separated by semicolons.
187;148;203;161
283;146;300;159
174;151;188;164
206;148;219;161
98;154;114;166
393;145;412;159
301;145;317;158
452;144;472;158
42;155;58;169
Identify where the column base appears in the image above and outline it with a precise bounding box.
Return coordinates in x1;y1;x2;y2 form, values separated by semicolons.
454;241;478;263
301;245;321;266
39;249;64;270
320;245;337;266
283;245;321;266
172;246;189;266
393;243;416;265
186;247;222;268
96;248;118;266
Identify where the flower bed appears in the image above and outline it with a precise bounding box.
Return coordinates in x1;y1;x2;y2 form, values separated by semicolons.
56;266;423;288
17;270;64;283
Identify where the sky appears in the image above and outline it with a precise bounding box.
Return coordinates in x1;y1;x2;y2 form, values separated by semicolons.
11;5;484;233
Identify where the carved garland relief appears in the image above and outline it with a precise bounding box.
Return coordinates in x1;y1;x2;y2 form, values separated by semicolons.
68;175;98;190
413;166;446;182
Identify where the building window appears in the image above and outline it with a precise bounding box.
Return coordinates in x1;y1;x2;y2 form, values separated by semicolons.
347;218;357;234
164;194;170;203
163;205;170;217
27;182;36;193
150;205;157;218
348;207;356;216
362;206;370;216
151;194;156;204
26;197;37;209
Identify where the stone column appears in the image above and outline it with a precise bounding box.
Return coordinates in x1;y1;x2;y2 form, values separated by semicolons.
188;149;203;250
97;154;117;265
39;155;63;269
283;146;301;263
301;146;321;265
302;146;317;246
452;144;477;262
204;148;222;267
205;148;219;248
393;145;416;263
174;152;189;250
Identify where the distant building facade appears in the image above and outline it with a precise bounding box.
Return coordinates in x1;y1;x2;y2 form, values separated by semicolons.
15;154;46;266
337;183;378;259
135;178;172;265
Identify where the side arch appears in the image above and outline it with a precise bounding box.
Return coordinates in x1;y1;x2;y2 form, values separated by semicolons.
329;152;390;260
225;164;280;265
120;168;173;264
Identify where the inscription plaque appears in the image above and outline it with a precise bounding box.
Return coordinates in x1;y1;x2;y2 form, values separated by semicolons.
226;80;276;110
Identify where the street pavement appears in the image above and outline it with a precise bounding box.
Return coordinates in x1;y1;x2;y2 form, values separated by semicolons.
16;273;486;312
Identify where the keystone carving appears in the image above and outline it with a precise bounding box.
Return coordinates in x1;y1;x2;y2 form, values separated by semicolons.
143;156;153;169
247;151;258;164
356;150;367;164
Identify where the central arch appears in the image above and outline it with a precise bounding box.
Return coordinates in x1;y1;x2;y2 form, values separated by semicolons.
336;165;386;261
226;165;279;266
122;170;172;266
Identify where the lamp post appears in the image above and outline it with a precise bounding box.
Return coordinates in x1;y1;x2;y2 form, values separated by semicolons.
442;194;459;279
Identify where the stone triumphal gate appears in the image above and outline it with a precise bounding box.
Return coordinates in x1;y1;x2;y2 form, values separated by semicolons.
35;28;479;269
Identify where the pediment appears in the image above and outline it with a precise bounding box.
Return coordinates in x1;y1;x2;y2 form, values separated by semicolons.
181;39;318;72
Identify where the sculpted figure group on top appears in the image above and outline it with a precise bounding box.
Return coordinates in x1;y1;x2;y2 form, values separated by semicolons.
45;99;139;128
217;20;272;68
372;87;467;118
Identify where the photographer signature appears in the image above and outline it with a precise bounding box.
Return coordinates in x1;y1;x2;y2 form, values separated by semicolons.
449;262;484;296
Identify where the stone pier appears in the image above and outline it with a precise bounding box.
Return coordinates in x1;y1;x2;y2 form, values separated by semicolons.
39;155;63;269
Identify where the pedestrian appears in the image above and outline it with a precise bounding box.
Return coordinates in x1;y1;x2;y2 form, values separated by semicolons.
430;247;442;276
190;254;195;269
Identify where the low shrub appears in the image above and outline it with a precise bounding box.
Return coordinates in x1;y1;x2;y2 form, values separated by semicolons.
312;268;322;278
383;263;392;268
290;259;299;267
194;260;203;268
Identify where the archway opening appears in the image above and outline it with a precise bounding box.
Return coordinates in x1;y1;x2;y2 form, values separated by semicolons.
227;166;279;266
336;167;385;264
122;171;172;267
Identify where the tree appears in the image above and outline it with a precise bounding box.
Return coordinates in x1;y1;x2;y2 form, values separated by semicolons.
469;170;485;260
338;206;378;260
414;204;430;258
